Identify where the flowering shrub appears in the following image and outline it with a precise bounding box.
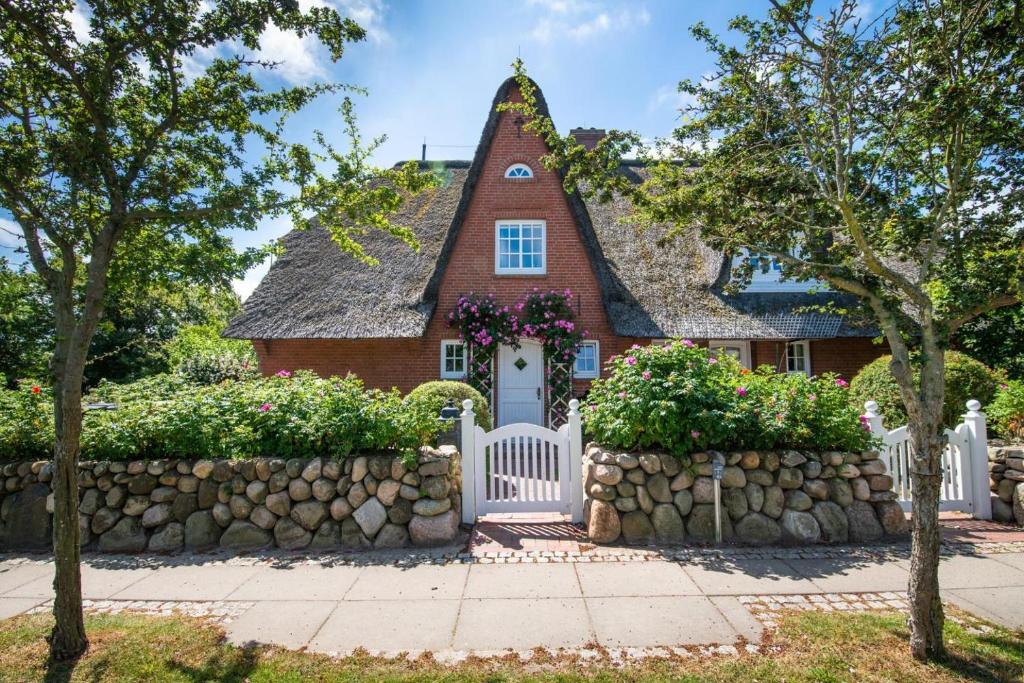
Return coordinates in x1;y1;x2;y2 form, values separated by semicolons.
584;341;873;454
0;372;442;461
0;381;53;460
989;380;1024;441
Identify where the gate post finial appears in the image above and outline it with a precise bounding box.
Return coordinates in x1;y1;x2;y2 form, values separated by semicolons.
460;399;477;525
963;399;992;520
568;399;584;524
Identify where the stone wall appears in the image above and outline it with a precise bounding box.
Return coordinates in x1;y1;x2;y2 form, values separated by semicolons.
0;446;462;553
583;445;909;546
989;443;1024;525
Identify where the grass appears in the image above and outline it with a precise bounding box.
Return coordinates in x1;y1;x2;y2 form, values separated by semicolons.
0;608;1021;682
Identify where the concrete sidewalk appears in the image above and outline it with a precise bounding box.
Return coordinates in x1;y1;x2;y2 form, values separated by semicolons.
2;546;1023;657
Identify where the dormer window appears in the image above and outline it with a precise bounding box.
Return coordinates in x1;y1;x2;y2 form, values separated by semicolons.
504;163;533;179
732;248;823;293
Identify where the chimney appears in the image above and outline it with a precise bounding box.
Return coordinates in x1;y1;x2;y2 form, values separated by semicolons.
570;127;606;150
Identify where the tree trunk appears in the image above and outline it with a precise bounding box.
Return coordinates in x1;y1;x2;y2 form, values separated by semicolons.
907;427;945;661
47;352;88;660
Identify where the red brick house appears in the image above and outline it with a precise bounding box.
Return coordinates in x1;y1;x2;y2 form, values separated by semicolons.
225;77;883;427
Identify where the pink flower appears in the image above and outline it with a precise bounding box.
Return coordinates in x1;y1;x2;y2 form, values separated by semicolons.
275;370;292;378
736;386;747;397
808;393;817;401
708;357;718;364
682;339;695;348
835;378;849;388
625;356;638;366
691;430;701;439
642;371;652;380
617;391;627;400
631;344;642;350
259;403;271;412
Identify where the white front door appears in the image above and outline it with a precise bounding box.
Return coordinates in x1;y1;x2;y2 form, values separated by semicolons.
497;341;544;426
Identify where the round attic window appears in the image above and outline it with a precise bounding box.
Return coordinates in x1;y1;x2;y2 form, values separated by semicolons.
504;163;533;179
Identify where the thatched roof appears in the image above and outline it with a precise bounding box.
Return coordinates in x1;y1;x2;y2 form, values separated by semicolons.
225;78;871;341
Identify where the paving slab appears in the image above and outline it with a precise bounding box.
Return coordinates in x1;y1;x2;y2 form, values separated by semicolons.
344;564;467;601
0;563;53;595
988;552;1024;573
682;559;816;595
110;564;262;601
0;597;45;620
944;588;1024;630
708;595;766;641
937;554;1024;590
785;557;910;593
228;600;338;649
453;598;592;651
463;563;582;599
226;565;363;601
308;599;460;654
586;595;741;647
575;561;701;597
6;564;154;600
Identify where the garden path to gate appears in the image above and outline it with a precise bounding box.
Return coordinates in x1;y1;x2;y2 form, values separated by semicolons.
2;521;1023;659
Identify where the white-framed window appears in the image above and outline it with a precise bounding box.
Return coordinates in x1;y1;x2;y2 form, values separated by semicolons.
504;163;533;178
440;340;466;379
731;248;823;293
573;340;600;379
786;340;811;375
709;340;751;369
495;220;546;274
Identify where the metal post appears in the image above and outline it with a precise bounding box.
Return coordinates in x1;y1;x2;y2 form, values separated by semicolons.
459;399;477;525
711;453;725;544
963;399;992;520
567;399;584;524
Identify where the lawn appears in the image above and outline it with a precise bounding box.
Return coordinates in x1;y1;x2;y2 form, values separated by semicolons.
0;608;1021;682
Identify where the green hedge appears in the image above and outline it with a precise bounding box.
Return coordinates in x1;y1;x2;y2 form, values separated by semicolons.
848;352;1002;429
0;371;442;462
404;381;491;431
989;380;1024;441
583;341;873;455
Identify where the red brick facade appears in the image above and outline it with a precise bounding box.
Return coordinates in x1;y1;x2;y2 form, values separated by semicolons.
253;84;883;408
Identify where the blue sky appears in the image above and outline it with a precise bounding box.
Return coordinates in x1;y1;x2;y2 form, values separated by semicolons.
0;0;781;298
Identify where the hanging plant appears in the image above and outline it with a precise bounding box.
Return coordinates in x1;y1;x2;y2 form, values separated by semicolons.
515;288;586;365
447;292;519;356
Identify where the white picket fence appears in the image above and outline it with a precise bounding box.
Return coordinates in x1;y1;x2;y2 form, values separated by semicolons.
861;400;992;519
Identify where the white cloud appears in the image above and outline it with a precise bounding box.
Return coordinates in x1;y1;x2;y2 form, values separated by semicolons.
333;0;391;44
0;217;24;250
65;2;91;43
257;24;329;84
529;4;650;44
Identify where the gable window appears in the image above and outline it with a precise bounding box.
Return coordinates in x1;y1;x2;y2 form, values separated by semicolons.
504;163;533;178
709;340;751;369
786;340;811;375
495;220;546;274
573;341;600;379
440;340;466;379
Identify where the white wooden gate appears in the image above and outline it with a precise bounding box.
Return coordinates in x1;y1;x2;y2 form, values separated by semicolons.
459;398;584;522
862;400;992;518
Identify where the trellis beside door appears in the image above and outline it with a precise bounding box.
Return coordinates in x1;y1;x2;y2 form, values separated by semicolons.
459;398;584;523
